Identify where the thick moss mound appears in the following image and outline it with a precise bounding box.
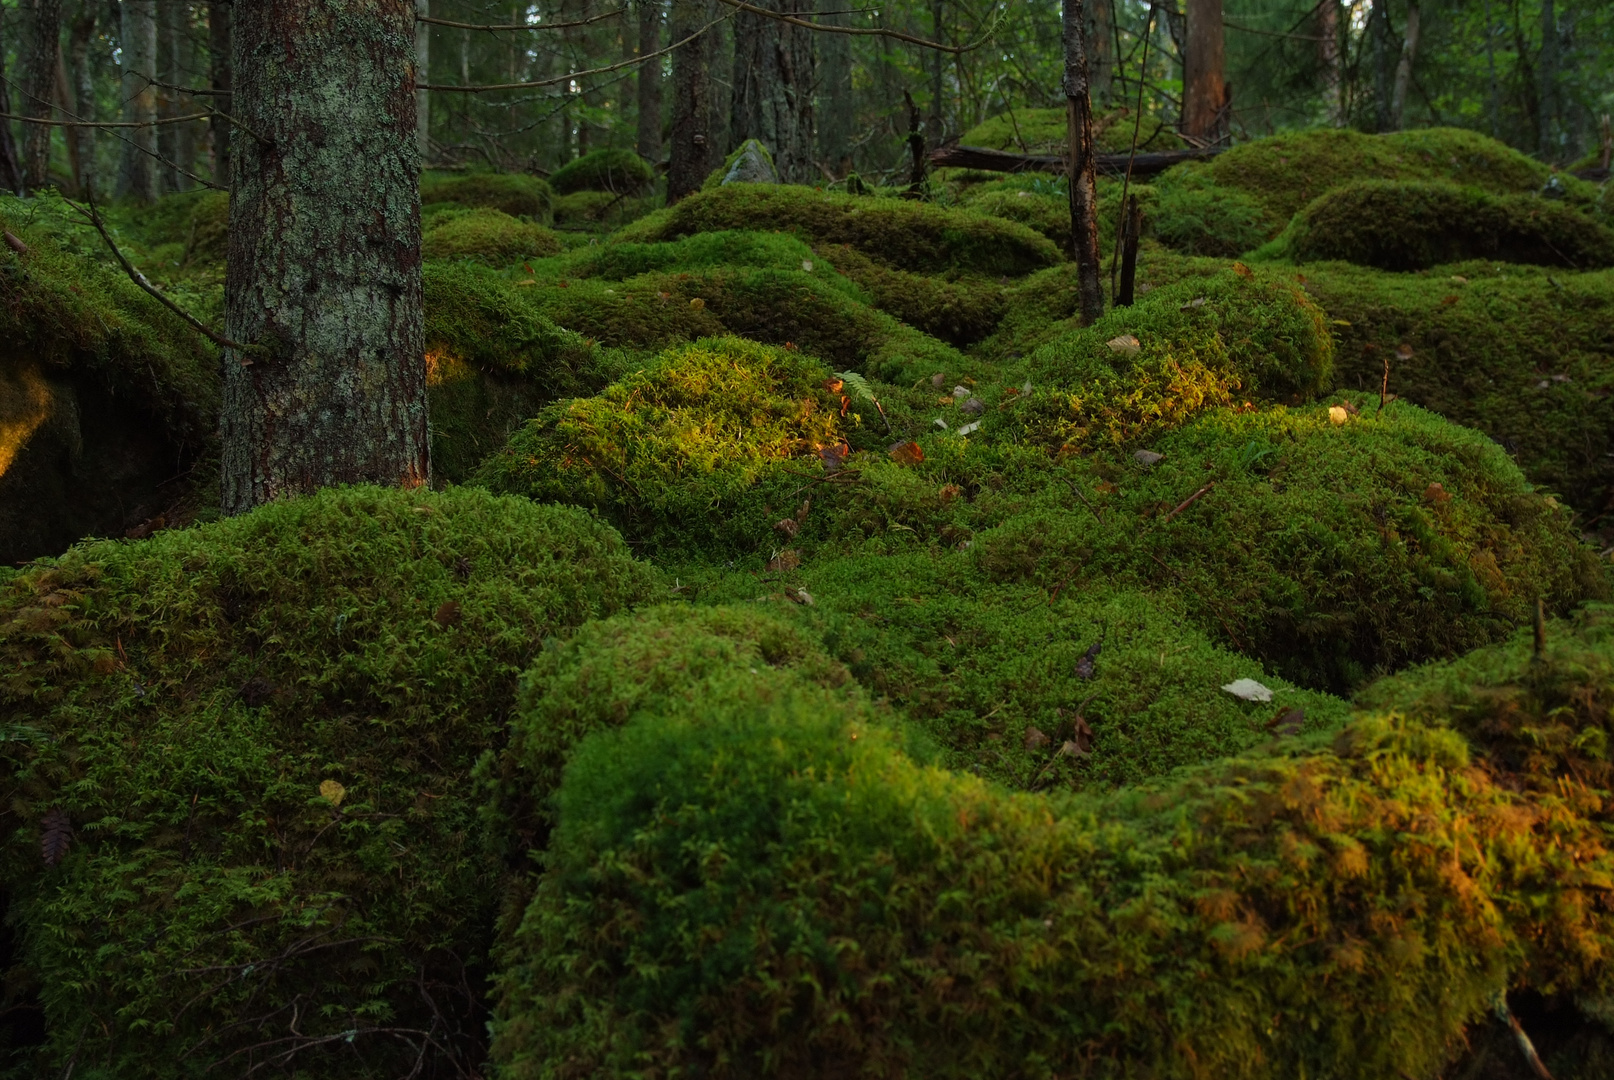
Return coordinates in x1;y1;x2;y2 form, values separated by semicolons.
421;171;555;223
616;183;1062;278
475;337;849;555
1285;181;1614;271
0;485;655;1076
1302;262;1614;520
489;608;1614;1080
548;147;654;195
550;189;655;230
1150;170;1272;257
422;207;564;265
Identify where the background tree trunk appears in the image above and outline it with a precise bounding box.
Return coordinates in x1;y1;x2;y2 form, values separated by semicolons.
67;3;94;195
1181;0;1226;144
0;14;24;194
816;2;852;176
1088;0;1113;109
221;0;428;515
926;0;944;142
666;0;716;200
635;0;663;165
22;0;63;190
118;0;158;201
209;0;230;185
729;0;814;182
1062;0;1102;324
157;0;198;193
415;0;430;162
1317;0;1342;126
1537;0;1557;158
1389;1;1420;131
1369;0;1392;132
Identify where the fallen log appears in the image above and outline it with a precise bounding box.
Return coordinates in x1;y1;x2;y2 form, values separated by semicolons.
929;143;1223;179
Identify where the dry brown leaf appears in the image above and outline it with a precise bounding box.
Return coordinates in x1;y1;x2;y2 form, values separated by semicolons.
888;440;924;466
433;600;463;627
1106;334;1141;357
767;549;802;572
1023;725;1050;751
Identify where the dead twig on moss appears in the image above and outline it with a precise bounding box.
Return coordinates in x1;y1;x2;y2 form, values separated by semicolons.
1056;475;1104;523
1162;481;1215;524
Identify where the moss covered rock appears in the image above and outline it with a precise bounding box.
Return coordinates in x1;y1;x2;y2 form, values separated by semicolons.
0;485;655;1076
489;604;1614;1080
422;207;564;265
548;147;654;196
1284;181;1614;271
422;171;555;223
615;183;1062;278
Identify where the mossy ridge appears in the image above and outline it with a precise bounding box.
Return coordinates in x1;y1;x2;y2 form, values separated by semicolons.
1283;180;1614;271
613;182;1062;278
548;147;654;196
422;206;564;265
1158;127;1603;239
421;170;555;224
0;485;656;1076
1297;261;1614;521
490;608;1614;1080
809;242;1009;346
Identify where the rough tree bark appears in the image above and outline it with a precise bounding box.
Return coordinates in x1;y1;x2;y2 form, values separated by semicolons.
415;0;430;161
1389;2;1420;131
220;0;428;515
729;0;815;183
209;0;231;185
118;0;158;201
636;0;663;164
1318;0;1342;127
816;3;852;176
1062;0;1103;324
667;0;717;200
1181;0;1226;144
21;0;63;190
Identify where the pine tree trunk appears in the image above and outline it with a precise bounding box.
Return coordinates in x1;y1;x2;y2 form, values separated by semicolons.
415;0;430;162
1181;0;1226;144
1318;0;1342;127
816;4;852;176
729;0;814;182
118;0;158;201
67;4;95;195
1088;0;1113;109
209;0;231;185
1389;2;1420;131
1369;0;1392;132
667;0;716;200
0;15;24;195
22;0;62;190
1062;0;1103;325
220;0;428;516
636;0;663;164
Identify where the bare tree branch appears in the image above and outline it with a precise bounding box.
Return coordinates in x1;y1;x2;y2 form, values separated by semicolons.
712;0;996;54
419;5;626;32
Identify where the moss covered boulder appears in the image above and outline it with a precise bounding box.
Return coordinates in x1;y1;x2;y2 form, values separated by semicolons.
422;207;564;265
422;170;555;223
488;604;1614;1080
0;485;656;1076
1284;181;1614;271
549;147;654;195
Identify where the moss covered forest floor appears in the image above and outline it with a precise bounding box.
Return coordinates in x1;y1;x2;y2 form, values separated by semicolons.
2;130;1614;1077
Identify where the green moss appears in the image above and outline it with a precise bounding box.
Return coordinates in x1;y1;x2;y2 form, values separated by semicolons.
0;485;655;1077
810;242;1008;346
548;147;654;196
421;170;555;223
421;207;564;265
550;189;656;230
490;608;1614;1079
614;182;1062;277
1298;262;1614;520
1282;180;1614;271
128;187;230;268
1150;169;1271;257
958;104;1186;155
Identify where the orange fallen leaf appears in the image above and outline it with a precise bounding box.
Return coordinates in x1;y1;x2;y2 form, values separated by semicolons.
888;440;924;466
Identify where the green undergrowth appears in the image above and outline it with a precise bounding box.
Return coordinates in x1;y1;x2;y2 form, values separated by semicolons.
548;147;654;196
1297;261;1614;522
0;485;655;1076
124;187;231;270
422;207;564;265
1282;180;1614;271
422;170;555;224
957;104;1186;155
488;603;1614;1080
614;182;1062;278
551;189;656;230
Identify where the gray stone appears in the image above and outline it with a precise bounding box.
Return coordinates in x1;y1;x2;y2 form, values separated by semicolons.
722;139;779;185
1133;449;1164;467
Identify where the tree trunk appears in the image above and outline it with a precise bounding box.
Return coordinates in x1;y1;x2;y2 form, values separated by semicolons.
118;0;158;201
55;35;76;190
927;0;944;141
729;0;814;183
1181;0;1226;144
415;0;430;162
1088;0;1113;109
636;0;663;164
1369;0;1392;132
816;2;851;177
221;0;428;516
0;15;25;195
1389;2;1420;131
1317;0;1342;127
209;0;231;185
1537;0;1556;158
1063;0;1103;325
67;3;95;195
667;0;716;201
22;0;63;190
158;0;199;192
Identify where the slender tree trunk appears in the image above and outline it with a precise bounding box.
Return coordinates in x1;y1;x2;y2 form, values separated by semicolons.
729;0;814;182
1088;0;1113;109
0;14;24;195
221;0;428;515
162;1;199;191
55;36;76;189
1181;0;1226;144
415;0;429;162
816;2;852;176
1389;2;1420;131
1482;0;1500;137
67;3;94;196
1318;0;1342;126
667;0;716;200
927;0;944;140
1063;0;1102;325
156;0;177;191
636;0;663;164
1369;0;1392;132
1537;0;1557;158
119;0;158;201
22;0;63;190
209;0;230;185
